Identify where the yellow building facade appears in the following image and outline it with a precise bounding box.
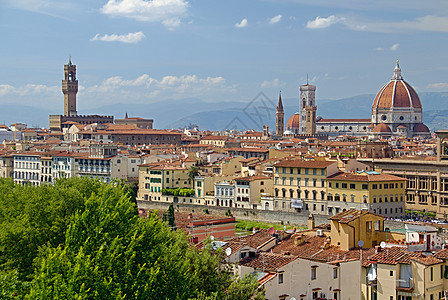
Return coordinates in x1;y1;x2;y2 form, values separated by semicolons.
270;160;339;213
327;171;406;218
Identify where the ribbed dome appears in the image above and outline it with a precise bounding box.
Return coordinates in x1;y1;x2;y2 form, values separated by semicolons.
373;123;392;133
286;113;300;131
372;62;422;110
413;123;430;133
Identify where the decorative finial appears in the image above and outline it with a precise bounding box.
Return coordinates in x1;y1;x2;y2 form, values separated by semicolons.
307;73;309;85
392;60;402;80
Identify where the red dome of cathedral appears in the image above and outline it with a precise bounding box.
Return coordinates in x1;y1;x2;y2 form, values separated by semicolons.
372;61;422;110
413;123;430;133
286;113;300;131
372;123;392;133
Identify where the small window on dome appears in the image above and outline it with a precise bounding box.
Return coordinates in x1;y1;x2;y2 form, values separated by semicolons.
349;126;352;130
321;126;324;130
363;126;366;130
381;115;387;121
399;116;404;121
335;126;339;130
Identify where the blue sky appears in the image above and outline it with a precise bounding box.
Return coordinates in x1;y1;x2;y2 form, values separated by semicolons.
1;0;448;113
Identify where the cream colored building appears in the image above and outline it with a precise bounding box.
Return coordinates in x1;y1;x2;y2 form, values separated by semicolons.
199;136;228;147
327;171;406;218
234;175;273;209
221;156;244;176
267;160;339;213
137;164;192;202
0;153;14;178
358;157;448;219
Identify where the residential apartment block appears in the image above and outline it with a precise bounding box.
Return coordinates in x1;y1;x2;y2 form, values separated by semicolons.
327;171;406;218
264;160;339;213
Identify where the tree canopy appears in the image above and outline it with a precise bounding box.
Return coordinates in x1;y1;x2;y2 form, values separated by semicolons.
0;178;262;299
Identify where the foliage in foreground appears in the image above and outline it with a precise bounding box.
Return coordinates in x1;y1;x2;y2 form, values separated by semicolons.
0;178;262;299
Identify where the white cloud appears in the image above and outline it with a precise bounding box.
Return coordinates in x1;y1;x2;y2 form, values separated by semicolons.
261;78;285;88
0;85;15;97
375;47;384;51
86;73;236;100
0;73;237;109
162;17;181;30
269;14;282;24
100;0;188;29
390;43;400;51
90;32;146;43
342;15;448;33
0;83;58;97
235;18;248;28
306;15;346;29
427;82;448;89
0;83;60;108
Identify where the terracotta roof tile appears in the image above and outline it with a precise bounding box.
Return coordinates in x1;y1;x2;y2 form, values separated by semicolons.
274;159;335;168
226;229;275;249
240;253;297;271
327;172;406;182
411;255;443;266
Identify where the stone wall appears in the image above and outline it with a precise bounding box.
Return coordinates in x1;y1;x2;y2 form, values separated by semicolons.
138;200;333;227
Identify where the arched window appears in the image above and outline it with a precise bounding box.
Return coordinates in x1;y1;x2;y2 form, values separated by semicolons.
265;202;269;210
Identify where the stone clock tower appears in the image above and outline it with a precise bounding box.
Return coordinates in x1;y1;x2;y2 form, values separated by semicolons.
299;81;316;134
62;57;78;117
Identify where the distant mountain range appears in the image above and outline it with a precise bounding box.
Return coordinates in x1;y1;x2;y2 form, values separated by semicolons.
2;92;448;131
167;92;448;131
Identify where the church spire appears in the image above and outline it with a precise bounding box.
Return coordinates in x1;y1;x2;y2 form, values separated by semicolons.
392;60;402;80
276;91;284;136
277;91;284;112
125;112;128;119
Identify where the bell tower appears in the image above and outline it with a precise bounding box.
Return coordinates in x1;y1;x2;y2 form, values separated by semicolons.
299;78;316;134
276;91;284;136
62;57;78;116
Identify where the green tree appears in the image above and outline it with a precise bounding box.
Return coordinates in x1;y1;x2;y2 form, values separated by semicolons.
0;178;263;300
188;166;200;182
162;202;176;230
